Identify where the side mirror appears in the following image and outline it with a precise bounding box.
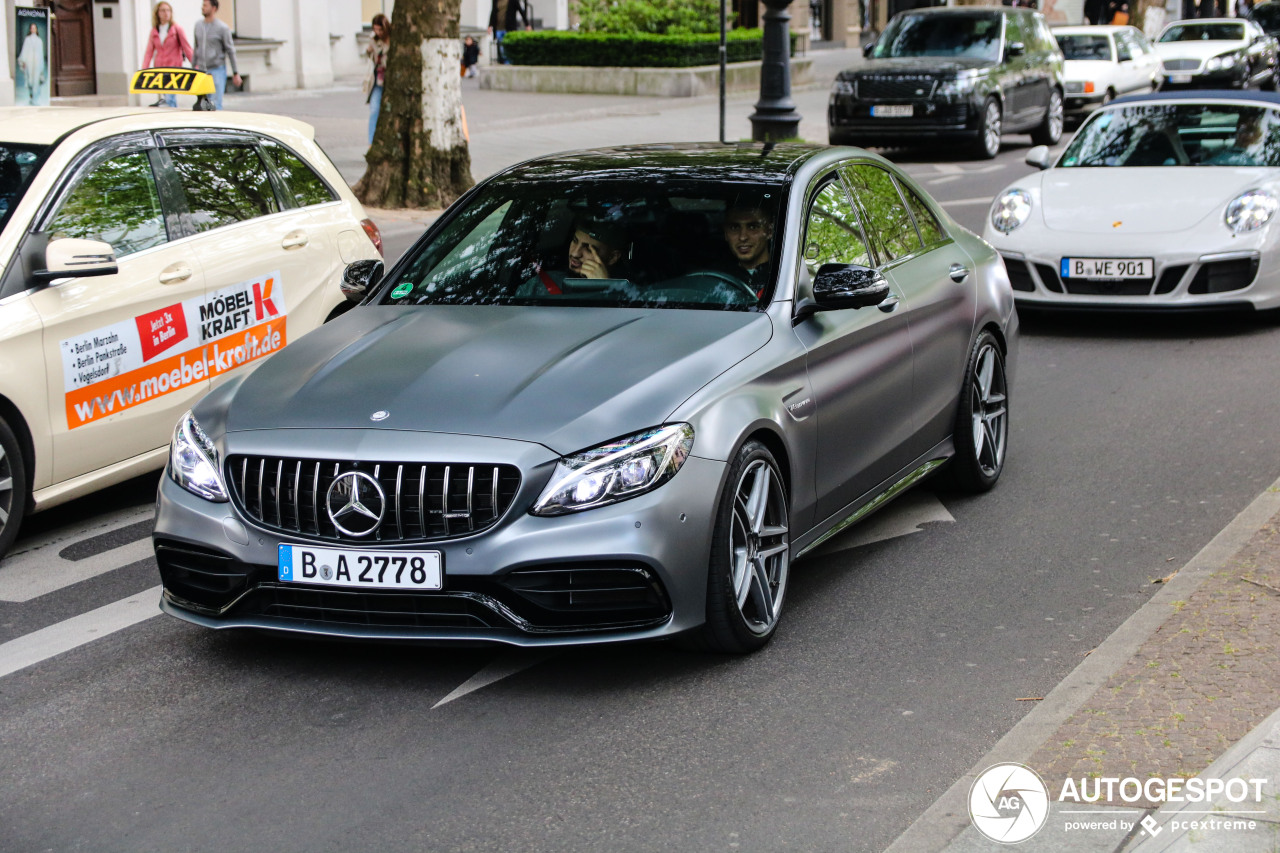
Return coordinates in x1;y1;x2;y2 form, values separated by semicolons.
1006;41;1026;58
862;41;876;58
341;259;384;303
1025;145;1053;170
35;238;118;280
796;264;890;321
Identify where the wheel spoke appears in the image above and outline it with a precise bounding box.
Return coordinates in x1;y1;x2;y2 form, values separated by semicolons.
984;405;1007;422
986;391;1006;406
972;412;985;458
0;476;11;493
977;349;995;399
759;523;788;538
982;422;1000;468
733;546;752;607
757;542;789;561
0;506;7;525
748;559;775;622
747;464;771;535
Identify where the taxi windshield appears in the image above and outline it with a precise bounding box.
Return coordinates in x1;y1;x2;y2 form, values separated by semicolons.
381;179;785;311
872;13;1003;61
0;143;48;232
1059;104;1280;167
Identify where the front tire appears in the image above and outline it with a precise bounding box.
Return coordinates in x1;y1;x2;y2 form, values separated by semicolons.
973;97;1002;159
696;441;790;654
1030;89;1064;146
944;332;1009;493
0;417;28;561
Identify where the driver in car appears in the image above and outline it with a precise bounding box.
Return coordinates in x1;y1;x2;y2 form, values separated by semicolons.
1207;113;1267;166
526;218;628;295
722;197;774;292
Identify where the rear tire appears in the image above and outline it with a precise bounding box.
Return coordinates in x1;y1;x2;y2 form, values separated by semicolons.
1030;89;1064;146
0;416;28;562
942;332;1009;494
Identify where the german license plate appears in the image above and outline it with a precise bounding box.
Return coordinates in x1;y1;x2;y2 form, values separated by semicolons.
1170;73;1192;84
278;544;443;590
871;104;913;118
1060;257;1153;279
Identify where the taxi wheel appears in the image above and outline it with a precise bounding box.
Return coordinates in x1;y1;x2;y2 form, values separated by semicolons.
0;417;27;560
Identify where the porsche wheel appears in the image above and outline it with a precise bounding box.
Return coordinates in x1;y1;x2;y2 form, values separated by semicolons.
945;332;1008;493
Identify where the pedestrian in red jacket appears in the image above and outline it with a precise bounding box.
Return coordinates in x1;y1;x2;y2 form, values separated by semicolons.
141;1;194;107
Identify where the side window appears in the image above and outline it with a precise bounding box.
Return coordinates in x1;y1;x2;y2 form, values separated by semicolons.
1034;16;1056;53
168;145;280;233
803;178;873;276
46;151;167;257
841;164;922;262
1004;13;1027;52
261;140;337;208
897;181;946;248
1115;34;1133;62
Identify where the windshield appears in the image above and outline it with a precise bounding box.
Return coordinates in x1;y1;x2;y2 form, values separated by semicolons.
1060;104;1280;167
1057;34;1114;61
381;179;786;311
0;143;48;233
1159;23;1245;42
872;13;1003;61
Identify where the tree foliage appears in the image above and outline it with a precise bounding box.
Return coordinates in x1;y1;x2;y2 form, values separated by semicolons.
573;0;731;35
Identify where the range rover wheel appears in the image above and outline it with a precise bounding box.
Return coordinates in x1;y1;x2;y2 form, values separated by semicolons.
0;416;28;561
973;98;1002;159
696;440;790;654
943;331;1008;494
1030;89;1064;146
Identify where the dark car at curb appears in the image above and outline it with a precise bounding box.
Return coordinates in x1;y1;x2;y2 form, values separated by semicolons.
828;7;1065;159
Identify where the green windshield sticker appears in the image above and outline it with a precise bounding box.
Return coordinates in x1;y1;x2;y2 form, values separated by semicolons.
391;282;413;299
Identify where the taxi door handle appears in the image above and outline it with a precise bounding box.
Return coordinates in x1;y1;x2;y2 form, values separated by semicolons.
281;230;309;250
158;264;193;285
949;263;970;283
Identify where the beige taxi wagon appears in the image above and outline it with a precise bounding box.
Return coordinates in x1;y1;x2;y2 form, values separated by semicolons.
0;107;382;559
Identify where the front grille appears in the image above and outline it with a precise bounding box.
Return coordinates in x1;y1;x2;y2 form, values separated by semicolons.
245;584;508;630
1154;264;1188;294
1003;257;1035;292
1163;59;1200;72
1034;263;1065;293
856;75;937;101
1188;258;1258;294
1062;278;1154;296
226;455;522;543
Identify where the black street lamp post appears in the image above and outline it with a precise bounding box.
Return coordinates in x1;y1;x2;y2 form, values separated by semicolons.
749;0;802;142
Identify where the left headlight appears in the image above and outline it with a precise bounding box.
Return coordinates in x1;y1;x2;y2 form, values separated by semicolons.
168;410;228;502
991;189;1033;235
1225;189;1279;233
832;79;854;96
531;424;694;516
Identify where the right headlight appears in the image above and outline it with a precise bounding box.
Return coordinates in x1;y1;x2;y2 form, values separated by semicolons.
531;424;694;516
1225;189;1279;234
168;410;228;502
832;79;854;96
991;189;1033;235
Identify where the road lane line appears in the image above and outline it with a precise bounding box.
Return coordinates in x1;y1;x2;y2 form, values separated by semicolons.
6;504;152;562
940;197;993;207
0;585;162;678
433;649;558;709
0;538;155;602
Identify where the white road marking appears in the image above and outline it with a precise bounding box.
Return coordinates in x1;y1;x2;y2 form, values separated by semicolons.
0;537;155;602
5;504;152;562
940;197;994;208
433;648;558;708
0;585;162;678
927;174;962;186
810;490;955;559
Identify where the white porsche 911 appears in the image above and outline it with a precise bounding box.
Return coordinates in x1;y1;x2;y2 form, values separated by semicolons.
985;90;1280;312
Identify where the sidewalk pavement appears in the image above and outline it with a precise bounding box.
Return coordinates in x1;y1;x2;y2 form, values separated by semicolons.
224;53;1280;852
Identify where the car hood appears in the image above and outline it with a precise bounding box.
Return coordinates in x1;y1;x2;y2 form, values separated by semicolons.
222;305;773;454
1154;40;1243;61
842;57;995;78
1039;167;1272;233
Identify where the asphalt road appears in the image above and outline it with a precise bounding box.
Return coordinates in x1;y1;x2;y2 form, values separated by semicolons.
4;140;1280;853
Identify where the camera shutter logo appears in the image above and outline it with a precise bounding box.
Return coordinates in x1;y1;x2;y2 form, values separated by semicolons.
968;763;1050;844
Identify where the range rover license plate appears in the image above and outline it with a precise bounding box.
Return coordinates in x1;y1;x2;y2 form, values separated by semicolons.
278;544;443;590
871;104;914;118
1061;257;1153;280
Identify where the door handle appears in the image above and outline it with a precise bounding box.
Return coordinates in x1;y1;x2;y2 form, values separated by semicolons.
949;263;970;283
878;295;900;313
158;265;192;284
281;230;309;250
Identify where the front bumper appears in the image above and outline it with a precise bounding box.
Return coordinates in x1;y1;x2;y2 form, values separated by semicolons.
1064;90;1108;116
1161;67;1247;90
154;429;727;646
828;98;980;144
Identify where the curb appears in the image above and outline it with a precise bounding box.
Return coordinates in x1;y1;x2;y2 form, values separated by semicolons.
885;476;1280;853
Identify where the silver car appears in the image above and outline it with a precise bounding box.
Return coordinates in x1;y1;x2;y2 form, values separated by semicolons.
153;144;1018;654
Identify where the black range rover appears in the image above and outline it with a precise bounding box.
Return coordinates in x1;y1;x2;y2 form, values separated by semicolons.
828;7;1065;159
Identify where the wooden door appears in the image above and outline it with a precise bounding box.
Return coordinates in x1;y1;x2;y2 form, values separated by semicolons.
52;0;96;96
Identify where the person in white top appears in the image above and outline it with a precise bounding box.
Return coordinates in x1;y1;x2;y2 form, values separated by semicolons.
17;23;46;105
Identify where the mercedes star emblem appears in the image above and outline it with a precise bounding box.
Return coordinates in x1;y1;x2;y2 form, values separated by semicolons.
326;471;385;537
370;410;390;421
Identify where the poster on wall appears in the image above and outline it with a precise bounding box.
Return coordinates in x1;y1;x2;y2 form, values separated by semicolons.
14;6;51;106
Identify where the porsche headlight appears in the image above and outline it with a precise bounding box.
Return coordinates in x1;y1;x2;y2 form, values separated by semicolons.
991;189;1033;234
168;411;228;501
1225;189;1279;233
531;424;694;516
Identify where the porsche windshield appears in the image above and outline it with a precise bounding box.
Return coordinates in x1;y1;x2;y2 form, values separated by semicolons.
1059;104;1280;167
0;143;47;232
381;180;785;311
871;13;1003;61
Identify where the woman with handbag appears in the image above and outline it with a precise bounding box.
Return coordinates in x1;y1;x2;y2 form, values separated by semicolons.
365;14;390;145
141;2;194;107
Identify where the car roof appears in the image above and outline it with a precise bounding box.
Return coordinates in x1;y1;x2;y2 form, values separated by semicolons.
0;106;317;146
1052;25;1128;35
1110;89;1280;107
495;143;829;185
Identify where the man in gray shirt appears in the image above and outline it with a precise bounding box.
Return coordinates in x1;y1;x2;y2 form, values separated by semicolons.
193;0;240;109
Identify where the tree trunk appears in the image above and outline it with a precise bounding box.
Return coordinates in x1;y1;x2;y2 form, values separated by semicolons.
354;0;473;209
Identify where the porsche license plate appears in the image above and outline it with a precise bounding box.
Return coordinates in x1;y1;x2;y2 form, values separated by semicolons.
278;544;443;590
1060;257;1153;280
871;104;913;118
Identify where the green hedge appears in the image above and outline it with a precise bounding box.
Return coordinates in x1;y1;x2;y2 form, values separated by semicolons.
501;29;798;68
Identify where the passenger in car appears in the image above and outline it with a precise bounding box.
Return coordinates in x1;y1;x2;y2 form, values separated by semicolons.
721;197;775;292
523;218;629;295
1207;113;1267;165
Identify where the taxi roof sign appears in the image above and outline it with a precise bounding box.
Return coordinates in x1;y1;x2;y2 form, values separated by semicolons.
130;68;215;96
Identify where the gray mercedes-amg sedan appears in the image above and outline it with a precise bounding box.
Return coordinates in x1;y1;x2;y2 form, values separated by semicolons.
153;143;1018;654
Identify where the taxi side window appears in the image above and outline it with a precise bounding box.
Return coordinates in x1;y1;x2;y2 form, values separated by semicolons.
168;145;280;232
803;178;874;276
46;151;167;258
260;140;337;208
841;163;922;262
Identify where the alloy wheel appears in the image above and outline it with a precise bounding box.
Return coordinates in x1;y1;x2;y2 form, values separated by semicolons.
983;102;1002;157
0;442;12;533
969;343;1008;478
729;458;789;636
1048;92;1064;141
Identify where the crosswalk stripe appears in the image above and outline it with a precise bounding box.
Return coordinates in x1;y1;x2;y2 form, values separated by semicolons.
0;585;162;679
0;537;155;602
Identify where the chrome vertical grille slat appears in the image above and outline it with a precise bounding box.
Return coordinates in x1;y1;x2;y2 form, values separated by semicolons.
226;455;521;544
